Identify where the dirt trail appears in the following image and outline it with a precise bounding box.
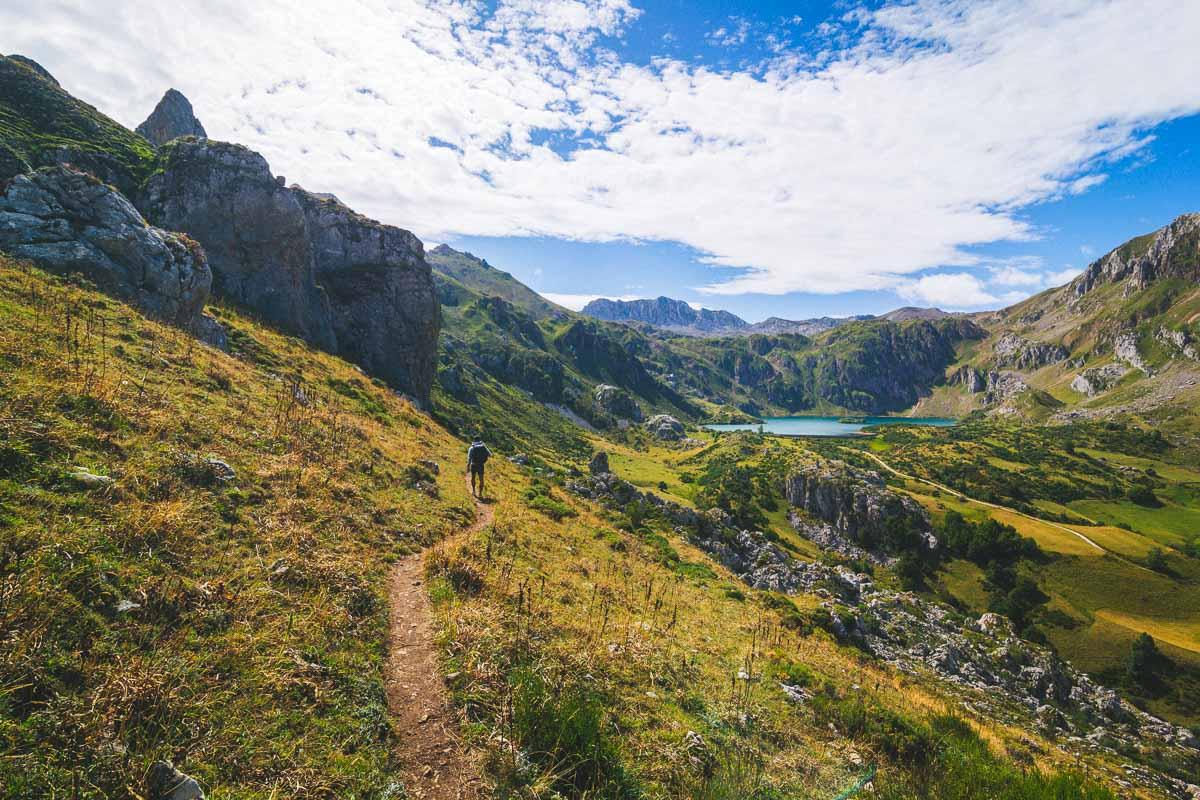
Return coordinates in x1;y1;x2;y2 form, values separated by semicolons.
386;480;493;799
858;450;1107;553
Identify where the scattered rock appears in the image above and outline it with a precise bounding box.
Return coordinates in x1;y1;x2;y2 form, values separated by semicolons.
68;467;115;489
146;761;204;800
418;459;440;476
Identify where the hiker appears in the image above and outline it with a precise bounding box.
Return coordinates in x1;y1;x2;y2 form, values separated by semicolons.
467;437;492;498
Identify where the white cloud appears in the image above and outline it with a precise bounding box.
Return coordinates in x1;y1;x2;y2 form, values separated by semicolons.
1044;267;1083;287
541;292;643;310
897;273;999;309
4;0;1200;298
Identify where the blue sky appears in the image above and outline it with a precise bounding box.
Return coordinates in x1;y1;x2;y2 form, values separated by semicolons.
6;0;1200;321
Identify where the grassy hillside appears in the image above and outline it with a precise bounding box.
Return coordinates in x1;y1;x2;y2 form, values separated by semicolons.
835;420;1200;726
0;55;155;194
429;245;566;320
0;258;476;796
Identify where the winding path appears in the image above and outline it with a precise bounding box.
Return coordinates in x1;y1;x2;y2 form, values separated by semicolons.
386;479;492;799
858;450;1107;554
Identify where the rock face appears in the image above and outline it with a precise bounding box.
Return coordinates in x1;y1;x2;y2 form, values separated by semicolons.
1113;331;1152;374
0;165;212;330
1070;364;1128;397
992;332;1068;370
138;139;337;350
1071;213;1200;299
644;414;685;441
136;89;207;147
1157;325;1199;360
138;139;439;405
294;188;440;404
593;383;642;421
783;461;930;543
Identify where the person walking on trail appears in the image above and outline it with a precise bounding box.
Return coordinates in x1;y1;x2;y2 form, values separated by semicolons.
467;437;492;498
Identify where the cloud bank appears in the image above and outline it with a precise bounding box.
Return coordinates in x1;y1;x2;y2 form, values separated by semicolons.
3;0;1198;297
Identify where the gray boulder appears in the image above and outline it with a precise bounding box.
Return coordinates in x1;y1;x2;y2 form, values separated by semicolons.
136;89;207;147
0;165;212;331
644;414;685;441
593;383;642;421
146;761;204;800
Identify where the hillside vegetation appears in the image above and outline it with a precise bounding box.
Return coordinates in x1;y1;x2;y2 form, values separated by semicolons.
0;258;473;796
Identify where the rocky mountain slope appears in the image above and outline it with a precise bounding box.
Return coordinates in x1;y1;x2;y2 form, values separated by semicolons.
0;54;155;195
0;60;441;407
915;213;1200;431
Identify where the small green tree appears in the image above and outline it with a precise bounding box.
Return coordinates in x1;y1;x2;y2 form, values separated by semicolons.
1126;632;1159;686
1145;547;1168;573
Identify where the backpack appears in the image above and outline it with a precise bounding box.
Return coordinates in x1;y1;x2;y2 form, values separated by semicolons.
468;442;490;467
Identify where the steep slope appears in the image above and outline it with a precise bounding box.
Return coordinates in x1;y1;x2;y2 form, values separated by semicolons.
917;213;1200;427
0;258;474;797
428;244;565;320
0;54;155;195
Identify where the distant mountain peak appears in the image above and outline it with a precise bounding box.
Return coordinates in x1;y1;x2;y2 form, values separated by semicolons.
136;88;207;147
582;296;748;333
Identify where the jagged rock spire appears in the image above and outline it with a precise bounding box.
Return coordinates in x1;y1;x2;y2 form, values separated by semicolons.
136;88;207;147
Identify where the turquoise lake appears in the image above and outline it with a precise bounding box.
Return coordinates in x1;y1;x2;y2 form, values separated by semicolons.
706;415;957;437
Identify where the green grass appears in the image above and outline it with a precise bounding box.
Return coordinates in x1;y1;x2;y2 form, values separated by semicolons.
0;261;477;797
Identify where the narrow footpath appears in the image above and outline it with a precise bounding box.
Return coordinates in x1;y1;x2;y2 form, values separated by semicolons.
386;478;493;799
858;450;1107;553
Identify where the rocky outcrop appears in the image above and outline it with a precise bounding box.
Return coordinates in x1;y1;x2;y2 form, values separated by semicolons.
1070;364;1128;397
1113;332;1152;375
136;89;207;147
139;139;337;349
593;383;642;421
138;139;439;405
293;189;440;405
1071;213;1200;300
0;165;212;331
644;414;685;441
992;332;1068;370
1156;326;1198;360
950;365;986;393
783;461;931;545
